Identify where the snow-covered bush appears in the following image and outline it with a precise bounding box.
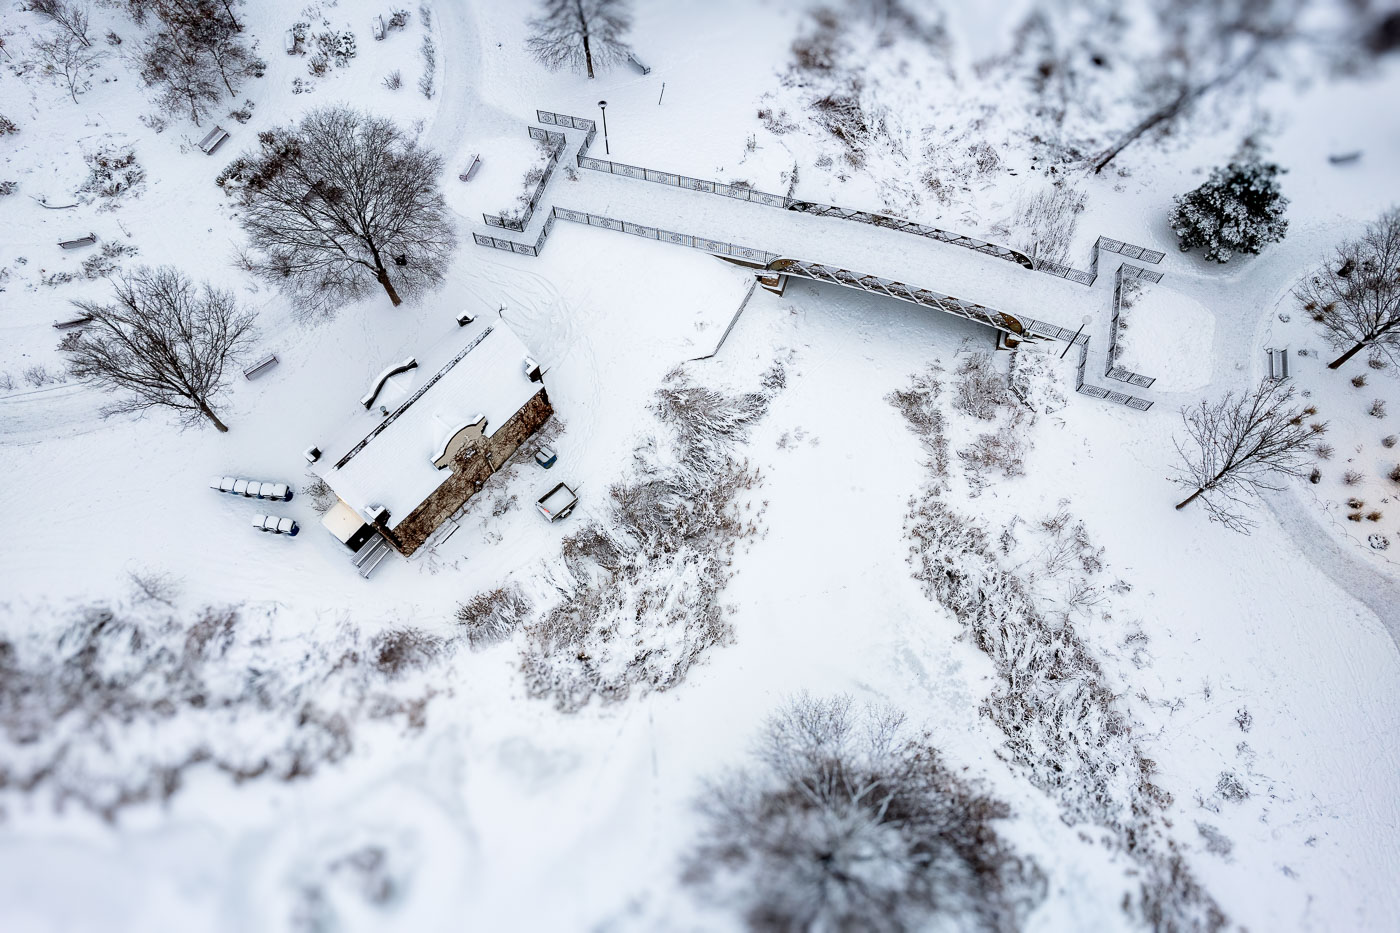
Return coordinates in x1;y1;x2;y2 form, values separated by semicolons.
520;366;779;711
0;593;456;821
78;143;145;207
953;351;1009;420
79;239;138;279
685;694;1045;932
0;114;19;135
456;585;531;649
889;370;1229;931
1007;183;1086;267
1169;159;1289;263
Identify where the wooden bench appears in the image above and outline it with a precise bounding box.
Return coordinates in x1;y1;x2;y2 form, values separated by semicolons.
198;126;229;155
627;52;652;75
58;233;97;250
371;15;386;40
459;154;481;182
53;314;94;330
284;29;300;54
1268;348;1290;381
243;353;278;379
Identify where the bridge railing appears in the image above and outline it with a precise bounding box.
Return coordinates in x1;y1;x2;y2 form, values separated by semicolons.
535;109;1169;288
482;129;567;232
1102;264;1158;389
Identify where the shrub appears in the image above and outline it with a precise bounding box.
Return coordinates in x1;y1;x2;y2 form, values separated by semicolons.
1352;373;1368;387
953;351;1009;420
1370;399;1387;418
1315;443;1334;459
455;585;531;648
1347;497;1365;509
383;69;402;90
1309;467;1321;484
1383;435;1398;448
1367;511;1383;521
371;628;444;678
1343;470;1365;485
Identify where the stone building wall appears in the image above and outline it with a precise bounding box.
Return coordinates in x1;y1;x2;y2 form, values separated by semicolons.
379;386;553;556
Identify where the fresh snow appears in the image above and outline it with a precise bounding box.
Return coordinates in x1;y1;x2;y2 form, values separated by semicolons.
1;1;1399;932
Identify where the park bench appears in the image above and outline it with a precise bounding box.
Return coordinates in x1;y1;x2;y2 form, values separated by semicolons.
52;314;93;330
371;15;386;40
243;353;279;379
627;51;652;75
535;445;557;469
284;29;299;54
1268;348;1290;381
58;233;97;250
198;126;229;155
459;154;481;182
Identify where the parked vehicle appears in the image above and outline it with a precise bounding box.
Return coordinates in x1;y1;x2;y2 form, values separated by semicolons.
253;515;299;536
212;476;293;501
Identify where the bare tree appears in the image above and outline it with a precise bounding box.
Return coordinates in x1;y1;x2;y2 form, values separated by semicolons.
1297;207;1400;370
128;0;252;123
31;29;105;103
61;266;256;432
526;0;631;79
1173;380;1325;530
24;0;93;47
1092;0;1300;173
138;27;222;124
685;694;1044;932
221;107;457;316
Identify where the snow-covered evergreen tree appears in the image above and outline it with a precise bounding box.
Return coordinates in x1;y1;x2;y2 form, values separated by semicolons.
1169;159;1289;263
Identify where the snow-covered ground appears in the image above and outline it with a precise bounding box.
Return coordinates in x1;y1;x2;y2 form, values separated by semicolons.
2;1;1399;931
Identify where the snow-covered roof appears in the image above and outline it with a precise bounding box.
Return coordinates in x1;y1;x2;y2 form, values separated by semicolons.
313;320;541;530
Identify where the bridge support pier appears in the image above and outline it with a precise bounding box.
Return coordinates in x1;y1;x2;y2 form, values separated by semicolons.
756;272;787;296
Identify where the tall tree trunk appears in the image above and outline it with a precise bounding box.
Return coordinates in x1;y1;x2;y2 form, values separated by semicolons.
575;0;594;78
1093;46;1261;174
1175;487;1205;510
375;265;403;306
1328;340;1368;370
200;402;229;432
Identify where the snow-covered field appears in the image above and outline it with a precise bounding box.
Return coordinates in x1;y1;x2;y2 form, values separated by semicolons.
2;1;1399;931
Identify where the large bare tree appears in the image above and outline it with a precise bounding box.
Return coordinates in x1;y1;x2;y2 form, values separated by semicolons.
61;266;257;432
222;107;457;317
1297;207;1400;370
526;0;632;79
1173;380;1324;530
685;694;1043;932
129;0;252;124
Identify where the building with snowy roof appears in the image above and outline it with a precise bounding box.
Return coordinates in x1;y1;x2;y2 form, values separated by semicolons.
309;318;552;557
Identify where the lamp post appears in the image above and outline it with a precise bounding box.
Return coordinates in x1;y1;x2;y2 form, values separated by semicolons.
597;100;610;155
1060;314;1094;360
